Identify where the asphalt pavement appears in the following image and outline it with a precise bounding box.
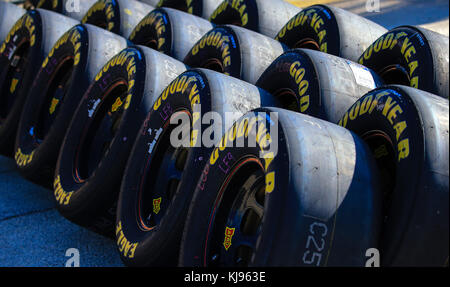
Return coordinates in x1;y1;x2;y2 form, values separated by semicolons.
0;0;448;267
0;156;123;267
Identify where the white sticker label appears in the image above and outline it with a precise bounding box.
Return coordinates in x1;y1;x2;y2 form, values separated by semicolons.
347;61;376;89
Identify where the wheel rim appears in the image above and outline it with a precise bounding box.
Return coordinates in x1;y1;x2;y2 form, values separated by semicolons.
273;88;299;112
137;110;191;231
294;38;321;51
206;158;265;267
362;130;397;216
74;80;128;181
0;40;30;122
35;56;75;142
379;64;411;86
201;58;224;74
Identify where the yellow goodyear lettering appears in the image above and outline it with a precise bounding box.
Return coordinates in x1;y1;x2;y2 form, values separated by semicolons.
123;94;132;110
209;1;228;21
24;15;36;47
82;1;107;23
339;91;410;162
210;114;277;193
289;61;310;112
277;9;327;53
130;11;167;50
95;50;135;82
361;31;420;88
191;31;232;71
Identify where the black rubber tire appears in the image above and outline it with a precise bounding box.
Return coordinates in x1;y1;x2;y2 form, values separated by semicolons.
0;9;79;156
14;24;127;187
339;85;449;266
256;48;384;123
0;1;26;44
82;0;154;38
275;5;387;62
358;26;449;99
184;25;287;84
35;0;63;12
54;46;187;236
179;107;382;267
24;0;41;9
140;0;160;7
156;0;200;16
155;0;222;18
210;0;300;38
129;7;213;61
61;0;98;21
116;68;278;266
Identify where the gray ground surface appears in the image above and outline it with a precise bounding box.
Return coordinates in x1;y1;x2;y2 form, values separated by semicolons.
0;156;123;267
0;0;448;267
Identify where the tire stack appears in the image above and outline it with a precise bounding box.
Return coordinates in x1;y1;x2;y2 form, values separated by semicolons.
0;0;448;267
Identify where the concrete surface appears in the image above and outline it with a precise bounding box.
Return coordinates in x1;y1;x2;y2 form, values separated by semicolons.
0;156;123;267
0;0;448;267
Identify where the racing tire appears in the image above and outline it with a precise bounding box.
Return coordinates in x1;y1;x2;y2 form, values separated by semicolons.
61;0;98;21
184;25;287;84
275;5;387;62
0;1;26;44
210;0;301;38
179;107;382;267
24;0;40;9
35;0;63;12
339;85;449;266
256;48;384;123
14;24;127;187
54;46;187;236
0;9;79;156
155;0;222;18
358;26;449;99
140;0;160;7
116;68;278;266
129;7;213;61
82;0;154;38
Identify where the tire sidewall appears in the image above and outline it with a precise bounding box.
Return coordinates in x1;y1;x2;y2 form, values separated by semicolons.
54;47;146;233
15;25;89;183
117;70;213;266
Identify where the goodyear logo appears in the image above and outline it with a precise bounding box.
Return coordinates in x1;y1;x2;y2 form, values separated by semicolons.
359;31;421;88
223;227;235;251
210;0;249;26
0;14;36;55
82;0;116;31
289;61;310;112
209;114;275;194
190;30;233;75
129;10;167;50
277;8;328;53
153;74;202;147
339;90;410;162
42;27;82;69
